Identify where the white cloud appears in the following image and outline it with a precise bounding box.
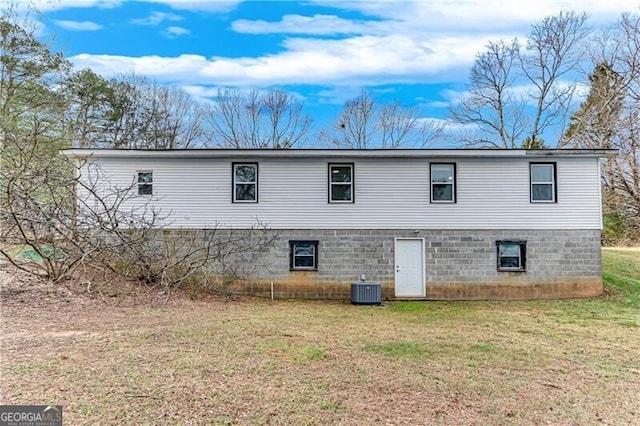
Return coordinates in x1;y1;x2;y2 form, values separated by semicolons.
311;0;633;28
54;20;103;31
70;30;492;87
161;26;191;38
182;85;222;98
70;53;205;80
69;1;637;92
0;0;122;12
428;89;471;108
316;86;367;105
425;100;450;108
182;84;307;105
142;0;242;12
232;14;386;36
0;0;241;12
131;11;183;26
417;117;479;132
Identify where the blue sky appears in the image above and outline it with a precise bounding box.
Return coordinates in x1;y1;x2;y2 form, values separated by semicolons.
21;0;639;142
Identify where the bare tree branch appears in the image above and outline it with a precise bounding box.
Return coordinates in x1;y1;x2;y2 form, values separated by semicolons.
325;90;441;148
205;88;311;149
450;11;590;148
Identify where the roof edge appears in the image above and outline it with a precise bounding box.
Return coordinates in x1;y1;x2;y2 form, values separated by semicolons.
60;148;618;159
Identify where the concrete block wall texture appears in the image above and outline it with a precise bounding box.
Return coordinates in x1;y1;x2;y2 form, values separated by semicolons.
195;229;602;300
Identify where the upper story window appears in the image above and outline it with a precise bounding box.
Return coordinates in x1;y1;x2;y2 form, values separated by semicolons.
430;163;456;203
530;163;556;203
329;163;354;203
233;162;258;203
137;171;153;196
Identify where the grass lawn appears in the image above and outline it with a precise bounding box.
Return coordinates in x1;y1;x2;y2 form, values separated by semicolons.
1;249;639;424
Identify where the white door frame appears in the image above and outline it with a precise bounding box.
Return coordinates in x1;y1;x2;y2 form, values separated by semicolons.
394;237;426;298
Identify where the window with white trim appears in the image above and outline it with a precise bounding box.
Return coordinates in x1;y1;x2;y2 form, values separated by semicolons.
289;240;319;271
137;171;153;196
430;163;456;203
329;163;354;203
233;162;258;203
497;240;526;272
530;163;556;202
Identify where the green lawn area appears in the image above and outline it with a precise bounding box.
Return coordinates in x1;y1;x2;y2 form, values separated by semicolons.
1;249;639;424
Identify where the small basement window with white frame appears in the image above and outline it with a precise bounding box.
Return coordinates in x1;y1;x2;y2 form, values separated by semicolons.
430;163;456;203
137;171;153;196
329;163;354;203
496;240;526;272
530;162;556;203
289;240;319;271
233;162;258;203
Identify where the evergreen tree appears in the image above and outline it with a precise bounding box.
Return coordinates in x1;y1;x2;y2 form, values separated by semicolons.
521;136;548;149
562;61;624;148
0;7;71;157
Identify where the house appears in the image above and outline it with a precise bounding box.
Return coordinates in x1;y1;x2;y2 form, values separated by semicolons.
61;148;615;300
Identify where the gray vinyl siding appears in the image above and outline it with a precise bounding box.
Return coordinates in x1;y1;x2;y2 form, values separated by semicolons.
81;156;603;230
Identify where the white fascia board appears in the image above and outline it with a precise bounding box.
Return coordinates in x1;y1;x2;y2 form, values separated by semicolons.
60;148;617;160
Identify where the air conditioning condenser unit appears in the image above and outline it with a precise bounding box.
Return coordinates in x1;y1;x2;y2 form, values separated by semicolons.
351;283;382;305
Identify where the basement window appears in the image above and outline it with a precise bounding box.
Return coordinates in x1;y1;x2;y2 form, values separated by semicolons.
290;240;319;271
497;240;526;272
137;171;153;196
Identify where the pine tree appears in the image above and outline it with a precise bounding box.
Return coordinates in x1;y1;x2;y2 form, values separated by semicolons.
562;61;624;148
521;136;547;149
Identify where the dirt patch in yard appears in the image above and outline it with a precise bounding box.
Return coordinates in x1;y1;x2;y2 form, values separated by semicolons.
1;261;639;424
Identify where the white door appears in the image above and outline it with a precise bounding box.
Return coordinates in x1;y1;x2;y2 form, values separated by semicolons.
395;238;425;297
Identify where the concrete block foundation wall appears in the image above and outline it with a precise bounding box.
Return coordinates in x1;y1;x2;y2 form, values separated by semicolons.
202;229;602;300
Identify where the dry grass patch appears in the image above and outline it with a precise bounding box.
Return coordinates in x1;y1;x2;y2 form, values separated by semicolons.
1;249;640;424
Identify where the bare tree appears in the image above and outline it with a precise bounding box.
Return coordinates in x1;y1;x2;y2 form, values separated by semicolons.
562;13;640;242
1;10;279;292
0;152;157;282
600;13;640;242
379;100;441;148
106;224;278;295
328;90;377;149
524;11;590;147
450;40;525;148
325;90;442;149
206;88;311;148
451;11;590;148
1;146;278;291
133;76;207;149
